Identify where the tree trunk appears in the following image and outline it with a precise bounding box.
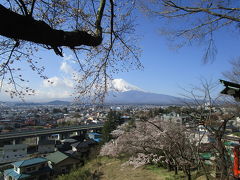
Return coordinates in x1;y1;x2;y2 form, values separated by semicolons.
0;5;102;48
186;166;191;180
201;161;210;180
167;163;172;171
174;165;178;175
215;138;230;180
183;165;191;180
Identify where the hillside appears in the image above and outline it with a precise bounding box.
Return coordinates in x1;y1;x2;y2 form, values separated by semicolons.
56;157;187;180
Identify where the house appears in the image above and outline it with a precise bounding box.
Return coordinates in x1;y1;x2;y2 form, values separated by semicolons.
4;157;51;180
55;139;77;152
192;125;214;144
69;139;97;159
38;140;55;154
71;139;96;153
161;112;186;125
46;151;81;175
193;131;212;144
0;144;27;164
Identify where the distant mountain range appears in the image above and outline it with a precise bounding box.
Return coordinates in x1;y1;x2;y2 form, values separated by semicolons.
46;100;71;105
105;79;187;105
0;100;71;106
0;92;186;106
0;79;190;106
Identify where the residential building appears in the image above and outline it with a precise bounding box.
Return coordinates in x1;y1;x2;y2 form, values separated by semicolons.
46;151;81;176
0;144;27;164
38;140;55;154
71;139;96;153
4;157;51;180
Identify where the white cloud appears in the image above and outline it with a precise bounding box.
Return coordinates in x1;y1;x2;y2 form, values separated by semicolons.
0;61;77;101
60;61;82;81
29;76;74;100
63;53;74;61
60;61;74;75
42;76;74;88
35;89;72;99
33;60;78;100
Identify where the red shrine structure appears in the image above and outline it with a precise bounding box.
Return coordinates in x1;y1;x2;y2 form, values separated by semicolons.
220;79;240;178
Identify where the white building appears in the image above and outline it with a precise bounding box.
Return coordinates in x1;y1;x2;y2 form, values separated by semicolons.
0;144;27;163
161;112;186;125
232;117;240;128
193;125;212;144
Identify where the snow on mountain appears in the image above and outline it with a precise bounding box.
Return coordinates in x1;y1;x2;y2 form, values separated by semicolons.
106;90;186;105
110;79;143;92
106;78;188;105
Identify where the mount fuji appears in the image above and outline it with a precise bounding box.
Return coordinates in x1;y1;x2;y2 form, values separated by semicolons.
105;79;186;105
110;79;144;92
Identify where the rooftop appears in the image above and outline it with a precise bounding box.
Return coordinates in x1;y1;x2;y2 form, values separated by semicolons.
4;169;30;179
12;157;47;168
88;132;101;136
46;151;69;164
38;139;55;145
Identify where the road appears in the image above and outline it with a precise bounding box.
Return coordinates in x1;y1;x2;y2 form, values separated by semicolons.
0;123;103;141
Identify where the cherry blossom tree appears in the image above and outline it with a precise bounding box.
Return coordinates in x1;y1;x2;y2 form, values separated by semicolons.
100;118;199;180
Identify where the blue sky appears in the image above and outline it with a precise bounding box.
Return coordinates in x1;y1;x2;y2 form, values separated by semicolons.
114;14;240;95
1;9;240;102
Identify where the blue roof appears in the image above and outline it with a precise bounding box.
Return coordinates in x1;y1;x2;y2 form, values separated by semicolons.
12;157;47;168
88;132;101;135
93;138;101;142
4;169;30;179
88;132;102;142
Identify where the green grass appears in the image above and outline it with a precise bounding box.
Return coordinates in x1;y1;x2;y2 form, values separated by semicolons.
232;132;240;137
55;156;211;180
144;165;185;180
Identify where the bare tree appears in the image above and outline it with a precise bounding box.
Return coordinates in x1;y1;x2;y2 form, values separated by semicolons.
182;79;235;179
0;0;141;101
223;57;240;84
138;0;240;63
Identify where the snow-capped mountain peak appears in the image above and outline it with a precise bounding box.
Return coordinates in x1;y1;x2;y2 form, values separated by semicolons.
110;79;143;92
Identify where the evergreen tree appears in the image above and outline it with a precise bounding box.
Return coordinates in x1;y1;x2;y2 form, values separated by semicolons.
101;110;121;143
